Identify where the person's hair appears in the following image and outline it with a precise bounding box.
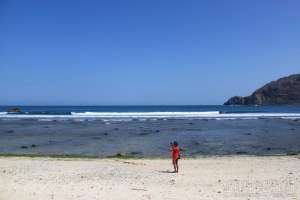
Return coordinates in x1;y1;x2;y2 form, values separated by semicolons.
173;141;178;147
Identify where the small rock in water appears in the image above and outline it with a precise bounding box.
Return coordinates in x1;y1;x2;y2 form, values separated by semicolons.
155;130;160;133
287;151;299;156
7;107;21;113
21;145;28;149
139;132;150;136
31;144;37;148
236;151;247;155
130;151;142;155
108;153;132;159
103;133;108;136
6;130;14;133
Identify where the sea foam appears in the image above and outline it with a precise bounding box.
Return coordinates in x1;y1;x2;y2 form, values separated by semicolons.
0;111;300;120
70;111;220;118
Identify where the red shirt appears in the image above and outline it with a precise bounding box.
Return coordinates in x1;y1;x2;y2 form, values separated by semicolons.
172;146;180;160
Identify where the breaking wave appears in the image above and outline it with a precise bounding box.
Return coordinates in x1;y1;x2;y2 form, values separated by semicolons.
0;111;300;120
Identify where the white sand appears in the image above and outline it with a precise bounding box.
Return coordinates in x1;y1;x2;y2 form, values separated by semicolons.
0;156;300;200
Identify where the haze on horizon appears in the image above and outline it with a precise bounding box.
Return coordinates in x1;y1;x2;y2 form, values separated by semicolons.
1;0;299;105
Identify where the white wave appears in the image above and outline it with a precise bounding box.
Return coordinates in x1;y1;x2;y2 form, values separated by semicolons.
70;112;300;119
0;112;7;115
216;118;237;120
73;119;86;122
38;119;54;122
0;111;300;120
222;113;300;118
110;119;133;122
70;111;220;118
280;117;300;120
215;117;259;120
0;118;20;121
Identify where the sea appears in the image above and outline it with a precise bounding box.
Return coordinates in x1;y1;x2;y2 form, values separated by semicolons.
1;105;300;119
0;105;300;157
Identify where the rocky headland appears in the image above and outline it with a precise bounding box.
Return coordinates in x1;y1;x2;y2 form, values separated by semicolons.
224;74;300;105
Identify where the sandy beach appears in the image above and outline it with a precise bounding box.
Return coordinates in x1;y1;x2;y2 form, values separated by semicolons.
0;156;299;200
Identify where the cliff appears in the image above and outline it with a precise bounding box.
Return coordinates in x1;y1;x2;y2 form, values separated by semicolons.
224;74;300;105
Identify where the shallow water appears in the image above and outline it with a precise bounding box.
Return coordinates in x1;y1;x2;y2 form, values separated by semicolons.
0;118;299;157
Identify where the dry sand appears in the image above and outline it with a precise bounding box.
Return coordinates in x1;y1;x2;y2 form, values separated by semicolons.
0;156;300;200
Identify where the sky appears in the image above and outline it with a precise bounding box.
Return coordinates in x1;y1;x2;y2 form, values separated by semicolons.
0;0;299;105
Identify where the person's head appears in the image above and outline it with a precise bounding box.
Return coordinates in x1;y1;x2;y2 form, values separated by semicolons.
173;141;178;147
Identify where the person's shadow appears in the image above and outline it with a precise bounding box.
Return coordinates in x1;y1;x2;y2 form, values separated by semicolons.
157;170;176;173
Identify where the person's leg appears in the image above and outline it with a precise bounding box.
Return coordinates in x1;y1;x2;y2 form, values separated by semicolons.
172;159;176;172
175;159;179;173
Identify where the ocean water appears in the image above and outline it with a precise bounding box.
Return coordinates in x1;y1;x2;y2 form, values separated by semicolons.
0;105;300;157
1;105;300;119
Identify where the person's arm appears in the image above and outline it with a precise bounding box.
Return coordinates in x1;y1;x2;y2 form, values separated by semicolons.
170;143;173;152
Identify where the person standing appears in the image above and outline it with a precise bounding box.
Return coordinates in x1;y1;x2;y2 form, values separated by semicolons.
171;141;180;173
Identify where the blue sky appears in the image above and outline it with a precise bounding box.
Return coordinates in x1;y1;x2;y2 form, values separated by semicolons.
0;0;299;105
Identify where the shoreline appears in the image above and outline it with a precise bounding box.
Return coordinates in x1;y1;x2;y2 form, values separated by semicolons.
1;152;300;160
1;155;299;200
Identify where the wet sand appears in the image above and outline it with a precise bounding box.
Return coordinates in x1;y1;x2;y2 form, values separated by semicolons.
0;156;299;200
